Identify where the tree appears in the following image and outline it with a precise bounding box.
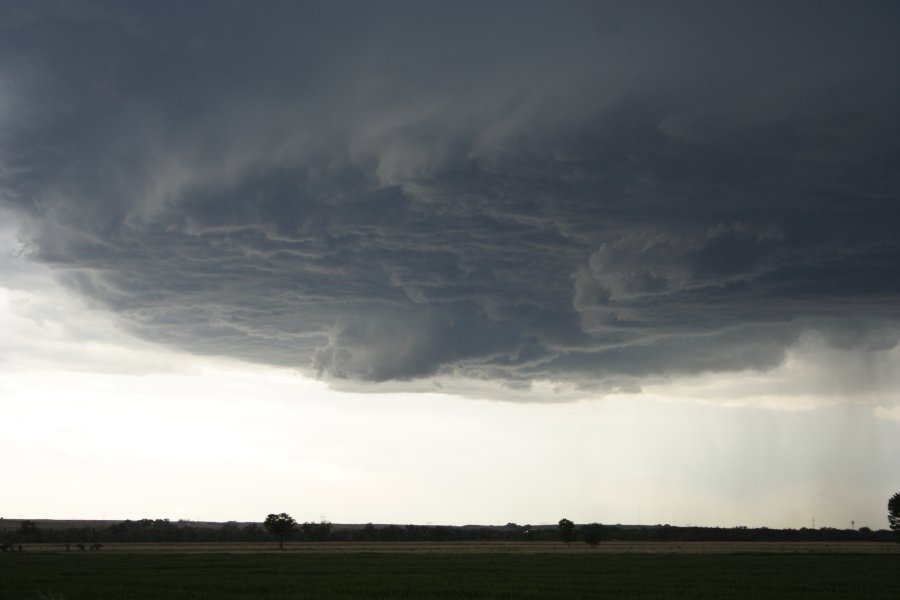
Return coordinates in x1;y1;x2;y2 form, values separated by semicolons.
19;520;39;542
263;513;296;550
558;518;575;545
581;522;605;548
889;492;900;541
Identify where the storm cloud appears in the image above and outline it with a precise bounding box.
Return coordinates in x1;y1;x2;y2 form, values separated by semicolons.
2;1;898;396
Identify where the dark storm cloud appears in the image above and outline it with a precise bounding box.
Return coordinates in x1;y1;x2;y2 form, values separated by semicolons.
2;1;899;395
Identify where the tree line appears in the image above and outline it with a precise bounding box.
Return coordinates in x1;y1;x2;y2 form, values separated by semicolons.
3;518;896;546
3;493;897;547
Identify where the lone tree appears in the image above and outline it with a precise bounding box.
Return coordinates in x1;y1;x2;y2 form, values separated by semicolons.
581;522;605;548
889;492;900;541
558;518;575;545
263;513;297;550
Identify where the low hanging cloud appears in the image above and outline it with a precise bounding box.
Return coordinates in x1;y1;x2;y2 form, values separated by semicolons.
2;1;899;397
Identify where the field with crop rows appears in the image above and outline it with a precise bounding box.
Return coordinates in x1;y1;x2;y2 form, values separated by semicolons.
2;544;899;599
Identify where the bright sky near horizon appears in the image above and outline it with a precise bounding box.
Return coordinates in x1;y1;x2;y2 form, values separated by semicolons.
3;225;898;528
1;1;899;529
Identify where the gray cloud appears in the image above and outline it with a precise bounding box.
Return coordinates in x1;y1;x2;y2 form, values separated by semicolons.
2;1;899;396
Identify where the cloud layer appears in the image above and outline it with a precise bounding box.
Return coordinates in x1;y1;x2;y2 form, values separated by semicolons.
2;1;899;396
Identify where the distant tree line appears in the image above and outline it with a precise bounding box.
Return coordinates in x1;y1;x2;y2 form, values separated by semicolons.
2;518;896;545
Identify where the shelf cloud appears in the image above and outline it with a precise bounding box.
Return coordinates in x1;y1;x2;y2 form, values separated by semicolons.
2;1;898;397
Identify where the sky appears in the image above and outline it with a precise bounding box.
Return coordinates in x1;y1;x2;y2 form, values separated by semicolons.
1;0;899;529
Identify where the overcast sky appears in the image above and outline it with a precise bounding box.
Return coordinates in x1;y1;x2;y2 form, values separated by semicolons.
1;0;899;528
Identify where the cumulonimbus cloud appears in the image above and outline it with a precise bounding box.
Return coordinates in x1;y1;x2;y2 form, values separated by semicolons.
2;1;899;397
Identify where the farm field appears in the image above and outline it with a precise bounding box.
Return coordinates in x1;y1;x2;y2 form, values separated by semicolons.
2;545;898;599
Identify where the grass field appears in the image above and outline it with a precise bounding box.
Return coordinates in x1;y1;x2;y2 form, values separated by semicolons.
2;544;898;599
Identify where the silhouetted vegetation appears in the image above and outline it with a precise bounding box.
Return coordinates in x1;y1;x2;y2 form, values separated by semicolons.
0;518;896;545
19;520;38;541
558;518;575;545
581;523;605;548
300;520;331;542
889;492;900;542
263;513;296;550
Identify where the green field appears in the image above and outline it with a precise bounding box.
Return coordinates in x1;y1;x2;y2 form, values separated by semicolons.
2;547;898;599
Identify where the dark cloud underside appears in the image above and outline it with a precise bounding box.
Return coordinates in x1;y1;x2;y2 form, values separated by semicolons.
2;1;899;395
